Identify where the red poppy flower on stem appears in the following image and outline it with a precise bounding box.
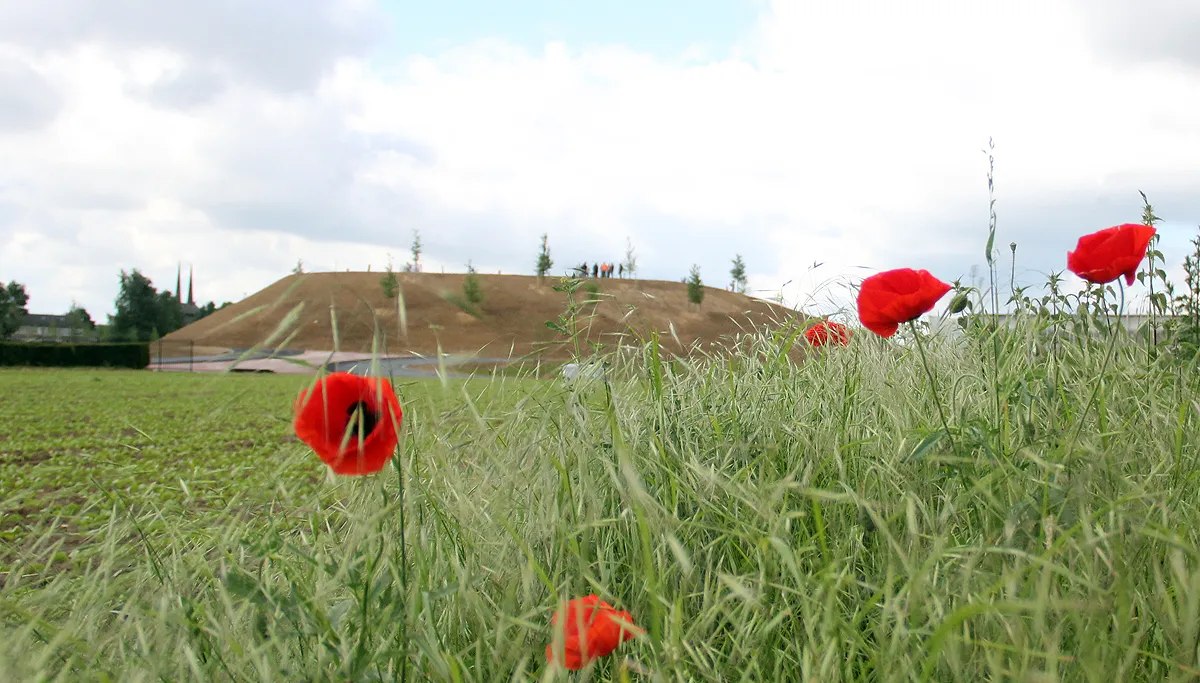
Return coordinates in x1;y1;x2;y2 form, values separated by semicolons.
856;268;952;338
804;320;852;348
1067;223;1157;286
546;595;641;671
293;372;403;476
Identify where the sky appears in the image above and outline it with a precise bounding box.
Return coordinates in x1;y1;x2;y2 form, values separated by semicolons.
1;0;1199;321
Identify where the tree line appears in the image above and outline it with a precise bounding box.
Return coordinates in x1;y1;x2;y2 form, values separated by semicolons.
109;269;229;341
0;270;230;342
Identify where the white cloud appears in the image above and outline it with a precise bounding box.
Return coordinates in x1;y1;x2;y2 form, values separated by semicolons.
1;0;1199;323
2;198;460;312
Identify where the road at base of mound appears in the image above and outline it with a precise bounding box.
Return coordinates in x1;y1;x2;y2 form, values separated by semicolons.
148;350;518;378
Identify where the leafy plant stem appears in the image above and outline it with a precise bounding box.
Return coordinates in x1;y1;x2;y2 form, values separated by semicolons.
910;320;958;456
1062;280;1124;461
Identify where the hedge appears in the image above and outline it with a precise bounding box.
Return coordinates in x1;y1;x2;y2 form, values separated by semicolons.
0;342;150;369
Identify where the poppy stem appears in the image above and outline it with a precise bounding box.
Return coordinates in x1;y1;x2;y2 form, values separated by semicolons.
1062;280;1124;460
394;450;410;683
909;320;958;455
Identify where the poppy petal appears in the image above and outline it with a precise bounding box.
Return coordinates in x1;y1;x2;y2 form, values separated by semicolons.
1067;223;1156;286
857;268;950;338
805;320;852;347
293;372;403;475
546;595;639;670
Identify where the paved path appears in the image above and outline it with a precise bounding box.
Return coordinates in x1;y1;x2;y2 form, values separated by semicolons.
148;350;516;378
325;356;517;379
153;348;305;364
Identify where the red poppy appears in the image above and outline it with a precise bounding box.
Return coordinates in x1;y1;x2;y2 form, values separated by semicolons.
1067;223;1157;286
804;320;852;347
546;595;641;670
857;268;952;338
293;372;403;476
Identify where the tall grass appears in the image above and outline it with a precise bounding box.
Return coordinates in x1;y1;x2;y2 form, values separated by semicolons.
4;286;1200;681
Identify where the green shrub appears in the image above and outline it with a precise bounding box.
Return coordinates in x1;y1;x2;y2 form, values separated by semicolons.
0;342;150;368
462;261;484;306
583;281;600;304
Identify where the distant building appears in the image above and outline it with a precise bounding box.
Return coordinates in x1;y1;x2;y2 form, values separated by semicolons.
177;263;204;325
925;312;1184;347
993;312;1177;336
13;313;97;342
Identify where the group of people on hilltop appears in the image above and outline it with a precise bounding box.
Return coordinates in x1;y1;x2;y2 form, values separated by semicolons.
577;262;624;279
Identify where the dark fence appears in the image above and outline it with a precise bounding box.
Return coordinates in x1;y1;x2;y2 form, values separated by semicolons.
151;339;196;372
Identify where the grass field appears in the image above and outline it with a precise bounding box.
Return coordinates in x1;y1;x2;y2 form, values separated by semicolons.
1;370;320;562
3;309;1200;681
0;370;517;567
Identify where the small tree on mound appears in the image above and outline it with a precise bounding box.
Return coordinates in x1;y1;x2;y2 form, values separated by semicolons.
536;233;553;284
380;254;399;298
404;230;423;272
462;261;484;306
730;254;748;294
687;264;705;309
623;237;638;279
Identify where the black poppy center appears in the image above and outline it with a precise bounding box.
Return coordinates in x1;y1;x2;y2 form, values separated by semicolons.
345;400;380;440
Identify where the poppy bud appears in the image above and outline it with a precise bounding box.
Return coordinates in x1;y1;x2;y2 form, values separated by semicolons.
948;293;971;314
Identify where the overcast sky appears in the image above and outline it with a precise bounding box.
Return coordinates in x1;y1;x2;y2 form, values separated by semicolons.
1;0;1198;320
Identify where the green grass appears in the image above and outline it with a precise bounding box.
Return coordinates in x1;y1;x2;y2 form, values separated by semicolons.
457;359;568;379
0;370;513;569
1;370;312;562
3;313;1200;681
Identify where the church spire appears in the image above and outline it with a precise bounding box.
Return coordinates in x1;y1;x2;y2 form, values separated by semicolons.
187;264;194;305
176;263;182;304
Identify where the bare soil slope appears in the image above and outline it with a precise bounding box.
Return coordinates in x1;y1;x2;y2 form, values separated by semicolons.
161;272;801;358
